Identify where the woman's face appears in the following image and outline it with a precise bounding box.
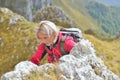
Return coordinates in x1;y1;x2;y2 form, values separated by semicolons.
38;32;54;46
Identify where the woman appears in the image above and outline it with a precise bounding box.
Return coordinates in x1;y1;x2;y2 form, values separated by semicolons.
30;20;76;65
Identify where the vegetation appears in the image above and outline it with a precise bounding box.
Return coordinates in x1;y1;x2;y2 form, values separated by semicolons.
86;1;120;37
54;0;99;31
33;6;75;28
83;33;120;76
0;7;38;76
0;0;120;79
27;65;58;80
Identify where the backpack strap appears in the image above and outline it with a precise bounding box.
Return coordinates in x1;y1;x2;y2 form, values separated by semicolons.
60;35;69;55
44;44;61;62
43;35;68;60
41;50;47;59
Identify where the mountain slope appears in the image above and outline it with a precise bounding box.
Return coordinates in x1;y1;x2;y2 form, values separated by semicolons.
83;33;120;76
54;0;99;31
54;0;120;76
54;0;120;38
86;1;120;36
0;7;38;76
97;0;120;7
0;0;120;77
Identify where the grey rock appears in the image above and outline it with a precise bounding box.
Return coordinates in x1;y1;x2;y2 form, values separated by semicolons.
1;38;120;80
0;17;4;23
33;6;75;28
1;61;55;80
0;8;9;14
0;0;54;21
58;39;120;80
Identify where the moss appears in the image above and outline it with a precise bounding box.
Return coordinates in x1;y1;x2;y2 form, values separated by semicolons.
0;7;38;76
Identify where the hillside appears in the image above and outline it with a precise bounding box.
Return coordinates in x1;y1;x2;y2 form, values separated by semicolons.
83;33;120;76
0;0;120;78
56;0;120;76
0;7;38;76
54;0;120;38
97;0;120;7
0;0;119;38
86;1;120;36
1;40;120;80
54;0;99;31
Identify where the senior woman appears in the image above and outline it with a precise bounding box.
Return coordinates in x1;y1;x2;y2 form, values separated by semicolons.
30;20;76;65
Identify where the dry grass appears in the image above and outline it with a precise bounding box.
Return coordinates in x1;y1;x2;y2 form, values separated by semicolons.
0;7;38;76
83;33;120;76
0;3;120;79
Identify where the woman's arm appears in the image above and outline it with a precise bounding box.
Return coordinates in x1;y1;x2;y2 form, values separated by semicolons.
64;36;76;52
30;43;45;65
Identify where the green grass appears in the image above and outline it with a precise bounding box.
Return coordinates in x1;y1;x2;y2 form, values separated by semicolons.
54;0;99;31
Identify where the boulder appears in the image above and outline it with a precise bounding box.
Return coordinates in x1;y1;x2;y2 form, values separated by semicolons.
58;39;120;80
33;6;75;28
1;61;55;80
1;39;120;80
0;0;54;21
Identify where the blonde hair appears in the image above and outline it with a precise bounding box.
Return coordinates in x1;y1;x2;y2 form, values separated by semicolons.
37;20;58;39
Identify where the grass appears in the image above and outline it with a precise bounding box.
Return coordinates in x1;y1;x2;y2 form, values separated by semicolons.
0;3;120;79
54;0;99;31
21;33;120;80
27;65;58;80
83;33;120;76
54;1;120;76
0;7;38;76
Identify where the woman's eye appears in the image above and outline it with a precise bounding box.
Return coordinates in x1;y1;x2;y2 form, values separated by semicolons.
43;37;48;39
38;36;49;40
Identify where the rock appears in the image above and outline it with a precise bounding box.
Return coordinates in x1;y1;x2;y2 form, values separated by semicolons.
9;17;18;24
58;39;120;80
15;61;38;75
1;38;120;80
1;71;22;80
84;27;96;35
0;37;4;47
0;8;9;14
33;6;75;28
0;17;4;23
24;39;29;45
1;61;38;80
1;61;56;80
0;7;37;78
0;0;54;21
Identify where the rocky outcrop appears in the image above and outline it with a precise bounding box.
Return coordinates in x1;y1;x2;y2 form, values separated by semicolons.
0;0;75;28
1;61;55;80
1;39;120;80
0;0;54;21
58;39;120;80
33;6;75;28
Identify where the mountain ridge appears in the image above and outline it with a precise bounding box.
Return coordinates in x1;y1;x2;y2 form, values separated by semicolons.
96;0;120;7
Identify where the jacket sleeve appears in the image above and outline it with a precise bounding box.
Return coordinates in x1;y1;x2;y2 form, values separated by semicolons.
30;43;45;65
64;36;76;53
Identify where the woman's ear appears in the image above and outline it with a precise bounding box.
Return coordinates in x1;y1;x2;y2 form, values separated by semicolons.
53;31;58;37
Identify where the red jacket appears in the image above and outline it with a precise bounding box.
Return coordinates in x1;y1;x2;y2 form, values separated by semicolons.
30;32;76;65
